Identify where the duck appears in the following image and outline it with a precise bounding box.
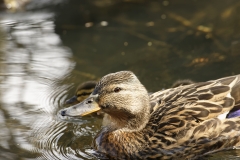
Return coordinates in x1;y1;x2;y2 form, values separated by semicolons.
59;71;240;159
60;71;240;159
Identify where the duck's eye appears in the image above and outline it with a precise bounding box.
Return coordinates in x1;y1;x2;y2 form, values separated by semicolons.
114;87;121;93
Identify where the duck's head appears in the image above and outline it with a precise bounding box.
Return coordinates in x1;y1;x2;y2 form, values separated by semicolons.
61;71;150;130
65;81;97;105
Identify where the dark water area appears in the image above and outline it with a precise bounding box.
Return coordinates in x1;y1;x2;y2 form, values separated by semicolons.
0;0;240;159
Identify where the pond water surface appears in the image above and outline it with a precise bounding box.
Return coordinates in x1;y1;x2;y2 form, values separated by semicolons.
1;0;240;159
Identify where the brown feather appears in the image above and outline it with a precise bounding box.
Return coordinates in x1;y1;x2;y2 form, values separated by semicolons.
64;72;240;159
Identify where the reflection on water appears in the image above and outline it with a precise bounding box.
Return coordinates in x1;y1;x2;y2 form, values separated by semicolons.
0;0;240;159
0;12;101;160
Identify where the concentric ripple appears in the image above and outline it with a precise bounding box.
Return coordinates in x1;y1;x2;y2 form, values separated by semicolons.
29;113;101;160
0;15;101;160
29;76;101;160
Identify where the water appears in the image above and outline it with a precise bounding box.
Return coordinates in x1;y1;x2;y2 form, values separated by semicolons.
0;0;240;159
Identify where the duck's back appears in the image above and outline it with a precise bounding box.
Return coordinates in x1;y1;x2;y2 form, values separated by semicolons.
143;75;240;159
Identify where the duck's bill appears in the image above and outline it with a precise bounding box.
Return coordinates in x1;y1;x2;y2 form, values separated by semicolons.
60;95;100;117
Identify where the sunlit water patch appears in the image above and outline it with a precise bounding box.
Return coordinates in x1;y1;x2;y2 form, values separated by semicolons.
0;12;100;160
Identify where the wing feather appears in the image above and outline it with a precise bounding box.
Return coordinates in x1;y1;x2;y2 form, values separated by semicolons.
148;75;240;137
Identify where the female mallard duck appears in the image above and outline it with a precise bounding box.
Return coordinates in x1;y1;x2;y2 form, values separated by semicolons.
60;71;240;159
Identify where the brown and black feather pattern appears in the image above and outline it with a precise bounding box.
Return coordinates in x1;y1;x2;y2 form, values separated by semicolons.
92;74;240;159
140;75;240;159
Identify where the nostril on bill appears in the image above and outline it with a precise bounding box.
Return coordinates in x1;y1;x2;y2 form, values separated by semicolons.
61;110;66;116
86;99;93;104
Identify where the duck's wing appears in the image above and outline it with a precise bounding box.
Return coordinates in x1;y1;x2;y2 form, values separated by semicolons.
148;75;240;137
157;117;240;159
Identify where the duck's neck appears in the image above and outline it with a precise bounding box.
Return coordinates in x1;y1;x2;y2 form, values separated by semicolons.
93;124;149;159
95;104;151;158
103;107;150;131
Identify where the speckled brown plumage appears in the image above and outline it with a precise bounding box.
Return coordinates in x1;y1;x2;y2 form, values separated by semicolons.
61;71;240;159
